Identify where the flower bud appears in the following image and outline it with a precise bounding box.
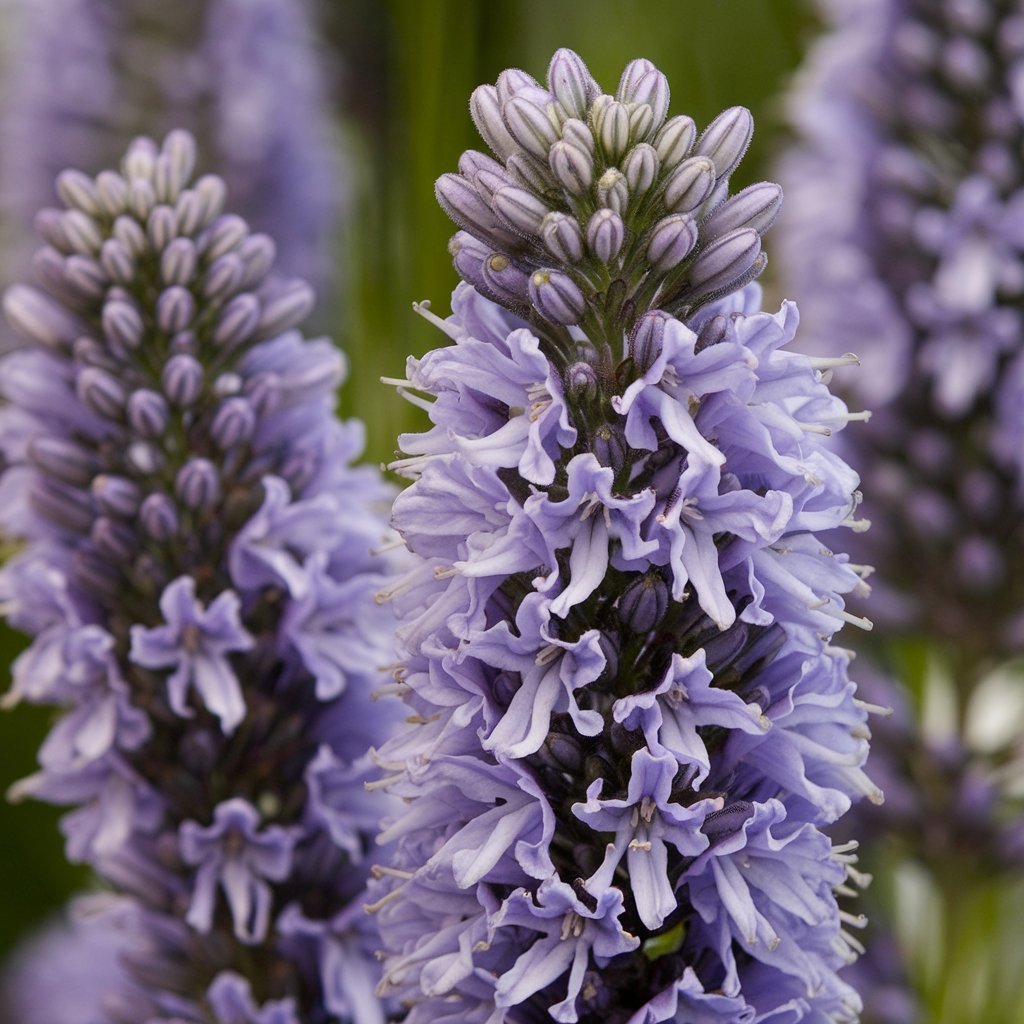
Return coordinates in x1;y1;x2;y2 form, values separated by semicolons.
695;315;731;352
449;232;491;294
202;253;245;299
147;205;177;252
618;571;669;633
256;281;315;339
629;311;671;371
61;209;103;255
654;114;696;169
77;367;126;419
663;156;717;214
561;118;595;154
102;298;144;351
92;475;141;518
112;215;147;257
160;238;198;286
694;106;754;179
617;59;671;126
161;129;197;195
701;181;783;242
505;151;554;194
540;731;585;773
565;362;599;403
623;143;659;195
4;284;80;349
687;228;762;293
100;239;135;285
596;168;628;214
646;214;698;271
156;286;195;333
162;354;204;407
91;516;137;563
529;269;585;325
502;94;559;159
95;171;129;217
175;458;220;512
495;67;540;104
493;185;550;236
435;173;522;249
139;492;179;542
194;174;228;225
63;255;107;300
586;209;624;262
482;254;530;304
28;436;97;486
214;293;261;348
123;137;157;180
547;48;597;120
236;235;277;290
211;397;257;450
470;84;518;161
200;214;249;262
459;149;506;184
628;103;655;144
128;389;170;438
548;140;593;195
593;96;631;161
31;477;93;533
593;423;628;472
540;212;584;264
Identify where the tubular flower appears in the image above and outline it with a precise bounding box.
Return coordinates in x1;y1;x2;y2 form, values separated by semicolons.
0;131;396;1022
0;0;340;291
372;50;878;1023
778;0;1024;657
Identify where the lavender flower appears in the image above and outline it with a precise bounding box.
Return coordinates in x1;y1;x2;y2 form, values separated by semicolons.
372;49;878;1023
0;131;396;1022
778;0;1024;659
0;0;340;292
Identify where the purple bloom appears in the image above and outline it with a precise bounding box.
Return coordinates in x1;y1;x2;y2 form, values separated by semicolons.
372;50;876;1024
0;132;397;1021
131;577;254;733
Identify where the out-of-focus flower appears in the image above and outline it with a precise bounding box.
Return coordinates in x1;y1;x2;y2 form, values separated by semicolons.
372;49;878;1024
0;130;396;1022
0;0;341;294
778;0;1024;658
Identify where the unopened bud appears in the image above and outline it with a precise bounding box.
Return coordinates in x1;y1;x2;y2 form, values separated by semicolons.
160;238;197;286
593;96;631;161
28;436;97;486
617;59;671;126
695;106;754;179
127;389;170;438
502;94;560;159
482;254;530;304
147;205;177;252
646;214;698;271
586;209;624;262
200;214;248;262
663;156;716;214
505;151;554;194
687;228;762;293
547;48;598;120
435;173;521;249
449;232;490;294
561;118;595;154
654;115;696;169
63;255;106;300
162;354;204;407
202;253;244;299
156;286;195;333
214;293;261;348
102;299;144;351
549;140;593;195
77;367;126;419
95;171;129;217
61;209;103;255
623;143;659;195
493;185;550;236
701;181;783;242
541;212;584;264
529;269;585;325
256;281;315;339
629;311;671;371
92;475;141;518
91;516;136;563
175;458;220;512
566;362;599;402
618;571;669;632
593;423;628;472
596;168;628;215
211;397;257;449
628;103;655;144
100;239;135;285
4;284;80;349
470;84;518;161
139;492;179;542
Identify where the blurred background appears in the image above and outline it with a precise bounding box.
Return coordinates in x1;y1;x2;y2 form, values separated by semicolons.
0;1;1020;1022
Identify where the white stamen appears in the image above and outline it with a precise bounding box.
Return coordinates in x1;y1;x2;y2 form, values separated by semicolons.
412;299;461;340
807;353;860;369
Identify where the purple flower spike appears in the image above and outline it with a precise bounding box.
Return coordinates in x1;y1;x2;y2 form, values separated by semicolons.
0;131;398;1021
373;50;877;1024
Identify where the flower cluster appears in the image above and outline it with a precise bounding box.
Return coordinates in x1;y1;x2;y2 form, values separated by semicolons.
372;50;877;1023
1;0;340;292
778;0;1024;659
0;131;395;1022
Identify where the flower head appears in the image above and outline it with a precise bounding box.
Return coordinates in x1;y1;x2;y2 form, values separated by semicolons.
0;131;397;1021
373;50;876;1024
